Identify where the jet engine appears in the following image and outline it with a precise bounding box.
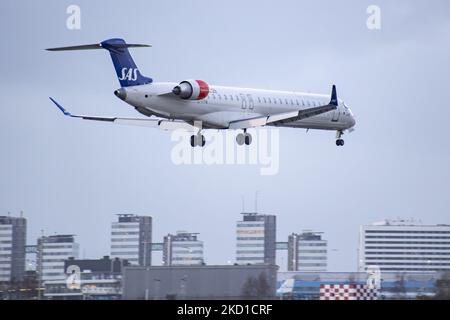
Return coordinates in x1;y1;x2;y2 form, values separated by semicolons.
172;79;209;100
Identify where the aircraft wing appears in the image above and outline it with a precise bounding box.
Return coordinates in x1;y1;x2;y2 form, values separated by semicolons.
49;98;195;131
228;84;339;130
228;104;336;130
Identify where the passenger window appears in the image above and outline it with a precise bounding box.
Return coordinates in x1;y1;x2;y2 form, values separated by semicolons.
263;97;267;103
257;97;261;103
230;95;233;101
224;95;227;101
296;100;299;106
268;98;272;103
274;98;277;104
218;95;222;100
236;95;239;101
291;99;294;105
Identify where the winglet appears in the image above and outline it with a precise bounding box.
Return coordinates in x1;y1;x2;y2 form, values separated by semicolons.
49;97;72;116
330;85;338;106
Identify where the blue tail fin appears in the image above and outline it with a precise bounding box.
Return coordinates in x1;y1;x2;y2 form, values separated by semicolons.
47;38;153;87
100;38;152;87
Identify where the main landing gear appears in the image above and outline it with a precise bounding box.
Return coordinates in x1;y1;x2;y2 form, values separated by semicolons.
190;129;253;148
236;129;252;146
336;130;345;146
190;133;206;147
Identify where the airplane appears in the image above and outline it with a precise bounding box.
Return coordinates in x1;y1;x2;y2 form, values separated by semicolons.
47;38;356;147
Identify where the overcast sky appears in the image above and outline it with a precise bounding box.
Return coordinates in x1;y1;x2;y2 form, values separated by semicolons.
1;0;449;271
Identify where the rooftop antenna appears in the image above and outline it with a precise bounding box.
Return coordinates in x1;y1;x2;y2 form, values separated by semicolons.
20;210;23;218
254;191;259;213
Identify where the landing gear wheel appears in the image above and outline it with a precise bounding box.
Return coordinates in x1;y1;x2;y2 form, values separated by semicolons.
335;130;344;147
200;135;206;147
190;134;206;147
236;133;245;146
244;133;252;145
236;132;253;145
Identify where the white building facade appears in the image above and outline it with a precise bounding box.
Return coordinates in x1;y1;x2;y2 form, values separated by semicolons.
0;216;26;283
236;213;276;265
110;214;152;266
163;231;204;266
288;231;327;272
358;219;450;272
37;235;79;283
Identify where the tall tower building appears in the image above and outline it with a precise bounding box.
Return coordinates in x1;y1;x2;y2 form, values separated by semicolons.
36;234;79;283
236;212;276;265
358;219;450;272
163;231;204;266
110;214;152;266
0;215;26;283
287;231;327;271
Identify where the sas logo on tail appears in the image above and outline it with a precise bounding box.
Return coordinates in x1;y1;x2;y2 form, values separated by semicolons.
118;68;138;81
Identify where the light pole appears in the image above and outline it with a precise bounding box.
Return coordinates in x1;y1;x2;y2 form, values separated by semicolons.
180;275;188;299
144;267;150;300
153;278;161;300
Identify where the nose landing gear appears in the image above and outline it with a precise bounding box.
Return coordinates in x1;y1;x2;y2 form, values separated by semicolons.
336;130;345;146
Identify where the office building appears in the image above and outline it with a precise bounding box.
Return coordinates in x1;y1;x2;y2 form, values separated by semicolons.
358;219;450;272
36;234;79;283
0;215;26;283
163;231;204;266
110;214;152;266
288;231;327;271
236;212;276;265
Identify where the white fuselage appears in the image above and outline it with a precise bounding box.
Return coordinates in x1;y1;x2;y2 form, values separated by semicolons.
119;82;356;131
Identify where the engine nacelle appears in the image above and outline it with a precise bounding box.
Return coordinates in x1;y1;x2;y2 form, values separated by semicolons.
172;79;209;100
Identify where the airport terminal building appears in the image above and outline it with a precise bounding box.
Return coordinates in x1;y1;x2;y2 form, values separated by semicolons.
358;219;450;272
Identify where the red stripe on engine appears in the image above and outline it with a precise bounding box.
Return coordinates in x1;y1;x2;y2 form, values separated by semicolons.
196;80;209;100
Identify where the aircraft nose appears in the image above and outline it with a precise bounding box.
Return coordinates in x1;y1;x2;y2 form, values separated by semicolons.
350;116;356;128
114;88;127;101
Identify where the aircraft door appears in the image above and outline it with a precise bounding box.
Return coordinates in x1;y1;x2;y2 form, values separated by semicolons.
246;94;254;110
331;109;340;122
240;94;248;110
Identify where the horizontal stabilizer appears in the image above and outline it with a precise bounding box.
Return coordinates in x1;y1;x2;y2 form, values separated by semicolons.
46;43;151;51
